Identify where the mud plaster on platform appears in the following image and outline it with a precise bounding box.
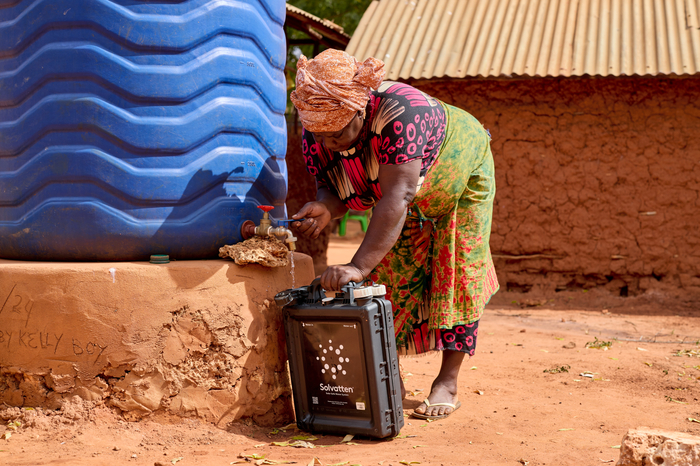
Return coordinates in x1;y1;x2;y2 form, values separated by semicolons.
0;256;314;426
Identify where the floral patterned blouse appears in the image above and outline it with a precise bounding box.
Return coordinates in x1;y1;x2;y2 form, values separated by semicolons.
301;81;447;211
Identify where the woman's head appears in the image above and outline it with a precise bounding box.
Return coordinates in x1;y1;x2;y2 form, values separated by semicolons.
290;49;385;145
310;110;365;152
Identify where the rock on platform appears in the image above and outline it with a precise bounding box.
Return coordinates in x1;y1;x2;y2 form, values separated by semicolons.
0;256;313;426
617;427;700;466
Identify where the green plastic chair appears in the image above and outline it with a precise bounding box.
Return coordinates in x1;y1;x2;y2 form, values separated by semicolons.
338;209;370;236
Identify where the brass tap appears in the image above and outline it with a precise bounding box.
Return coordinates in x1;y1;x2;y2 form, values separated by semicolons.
269;226;297;251
241;205;297;251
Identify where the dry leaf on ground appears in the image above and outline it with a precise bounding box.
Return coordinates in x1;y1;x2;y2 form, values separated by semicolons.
292;435;319;441
274;440;316;448
6;421;20;431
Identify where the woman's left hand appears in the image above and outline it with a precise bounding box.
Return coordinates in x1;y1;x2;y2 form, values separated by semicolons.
320;263;366;291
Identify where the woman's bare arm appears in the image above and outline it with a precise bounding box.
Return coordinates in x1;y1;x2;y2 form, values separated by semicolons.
350;159;422;275
320;159;422;289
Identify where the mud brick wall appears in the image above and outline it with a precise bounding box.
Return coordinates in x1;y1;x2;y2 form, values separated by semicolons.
414;77;700;295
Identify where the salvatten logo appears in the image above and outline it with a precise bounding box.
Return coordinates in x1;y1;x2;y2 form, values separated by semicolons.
319;383;354;394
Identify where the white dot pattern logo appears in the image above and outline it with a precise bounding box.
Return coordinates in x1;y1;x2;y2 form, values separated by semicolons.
317;339;349;380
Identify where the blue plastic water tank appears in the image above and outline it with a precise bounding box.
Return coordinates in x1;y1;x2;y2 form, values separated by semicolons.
0;0;288;260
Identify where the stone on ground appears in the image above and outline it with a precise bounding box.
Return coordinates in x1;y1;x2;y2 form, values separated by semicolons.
617;427;700;466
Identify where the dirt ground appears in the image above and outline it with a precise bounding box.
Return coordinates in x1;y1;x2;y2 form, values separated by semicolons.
2;228;699;466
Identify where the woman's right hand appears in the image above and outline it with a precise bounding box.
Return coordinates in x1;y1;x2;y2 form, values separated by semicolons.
292;202;331;239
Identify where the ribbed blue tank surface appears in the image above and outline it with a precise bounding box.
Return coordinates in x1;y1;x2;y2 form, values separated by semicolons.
0;0;288;260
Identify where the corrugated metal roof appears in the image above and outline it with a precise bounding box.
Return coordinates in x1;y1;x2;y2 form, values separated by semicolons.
286;4;349;37
286;4;351;49
346;0;700;79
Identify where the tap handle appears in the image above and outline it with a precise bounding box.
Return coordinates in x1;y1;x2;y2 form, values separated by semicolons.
257;205;274;213
278;218;305;226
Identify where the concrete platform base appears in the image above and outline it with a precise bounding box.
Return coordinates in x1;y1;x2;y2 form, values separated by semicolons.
0;255;314;426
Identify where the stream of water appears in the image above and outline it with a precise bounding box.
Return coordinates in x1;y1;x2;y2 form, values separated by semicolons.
290;251;295;288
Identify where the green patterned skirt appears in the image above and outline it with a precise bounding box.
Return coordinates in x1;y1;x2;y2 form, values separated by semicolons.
369;103;499;356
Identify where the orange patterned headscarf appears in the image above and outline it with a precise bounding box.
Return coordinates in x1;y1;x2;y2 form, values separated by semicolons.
290;49;385;133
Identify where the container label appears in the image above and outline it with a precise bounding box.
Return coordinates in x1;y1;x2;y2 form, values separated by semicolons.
300;321;369;417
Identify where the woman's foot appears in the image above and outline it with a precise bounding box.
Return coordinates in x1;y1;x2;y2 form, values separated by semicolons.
400;375;406;400
413;350;465;418
413;375;460;417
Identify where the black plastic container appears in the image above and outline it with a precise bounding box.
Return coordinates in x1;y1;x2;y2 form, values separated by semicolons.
276;279;404;438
